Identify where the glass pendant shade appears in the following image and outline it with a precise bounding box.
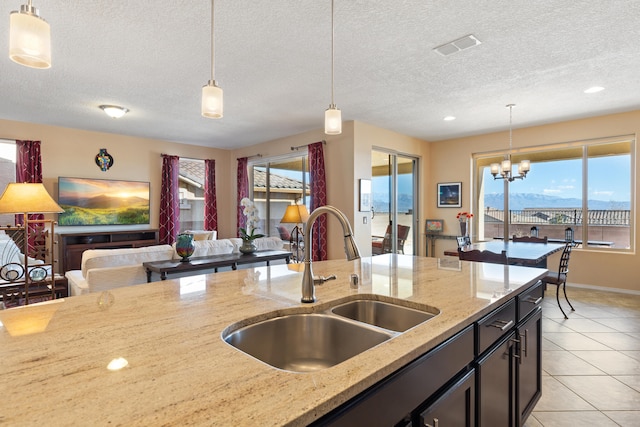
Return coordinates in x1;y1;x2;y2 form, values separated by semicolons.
501;159;511;172
9;7;51;69
325;106;342;135
519;159;530;173
201;81;223;119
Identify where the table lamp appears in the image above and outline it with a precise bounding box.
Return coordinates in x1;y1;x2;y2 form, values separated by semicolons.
280;204;310;257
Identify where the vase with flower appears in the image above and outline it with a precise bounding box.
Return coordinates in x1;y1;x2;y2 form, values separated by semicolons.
239;198;265;254
456;212;473;237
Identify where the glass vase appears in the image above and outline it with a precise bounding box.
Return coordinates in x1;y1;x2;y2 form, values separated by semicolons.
239;240;257;254
175;233;195;262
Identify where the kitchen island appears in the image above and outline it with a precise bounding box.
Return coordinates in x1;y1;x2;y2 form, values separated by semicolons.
0;254;545;426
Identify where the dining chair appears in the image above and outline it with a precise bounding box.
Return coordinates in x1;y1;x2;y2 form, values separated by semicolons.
512;235;548;243
458;248;507;265
541;242;575;319
372;224;411;255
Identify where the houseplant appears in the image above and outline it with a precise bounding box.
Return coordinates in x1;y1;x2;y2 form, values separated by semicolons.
239;198;265;254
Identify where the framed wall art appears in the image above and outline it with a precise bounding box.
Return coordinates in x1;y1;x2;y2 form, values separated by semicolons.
425;219;444;233
437;182;461;208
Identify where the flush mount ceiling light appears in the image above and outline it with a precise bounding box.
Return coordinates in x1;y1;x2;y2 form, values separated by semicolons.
443;116;456;121
584;86;605;94
201;0;223;119
9;0;51;69
490;104;531;182
324;0;341;135
99;105;129;119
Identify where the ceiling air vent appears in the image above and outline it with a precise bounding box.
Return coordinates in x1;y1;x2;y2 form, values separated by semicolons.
433;34;482;56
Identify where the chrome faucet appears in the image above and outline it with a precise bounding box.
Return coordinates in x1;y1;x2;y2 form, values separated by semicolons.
301;205;360;303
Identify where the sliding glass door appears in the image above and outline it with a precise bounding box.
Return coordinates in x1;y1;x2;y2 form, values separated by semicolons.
371;150;418;256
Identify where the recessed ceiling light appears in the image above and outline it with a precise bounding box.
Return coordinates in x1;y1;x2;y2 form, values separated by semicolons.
443;116;456;121
584;86;604;94
99;105;129;118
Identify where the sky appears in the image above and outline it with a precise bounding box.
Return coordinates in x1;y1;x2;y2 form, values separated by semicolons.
484;155;631;202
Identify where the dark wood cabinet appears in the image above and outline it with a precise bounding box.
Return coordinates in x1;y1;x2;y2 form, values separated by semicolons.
476;280;543;427
59;230;159;273
418;369;476;427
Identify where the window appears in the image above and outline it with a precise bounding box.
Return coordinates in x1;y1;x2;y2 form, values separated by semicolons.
249;155;310;238
475;138;633;251
0;140;16;225
178;158;205;232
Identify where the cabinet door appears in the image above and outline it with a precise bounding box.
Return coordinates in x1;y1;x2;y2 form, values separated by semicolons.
477;331;517;427
418;369;475;427
517;308;542;426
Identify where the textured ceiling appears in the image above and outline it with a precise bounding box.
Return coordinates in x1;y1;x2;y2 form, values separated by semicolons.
1;0;639;150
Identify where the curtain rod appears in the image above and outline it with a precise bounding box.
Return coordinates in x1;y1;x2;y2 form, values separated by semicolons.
236;154;263;160
160;153;205;162
291;140;326;151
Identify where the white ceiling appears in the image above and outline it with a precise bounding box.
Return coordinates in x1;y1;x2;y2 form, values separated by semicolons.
1;0;639;150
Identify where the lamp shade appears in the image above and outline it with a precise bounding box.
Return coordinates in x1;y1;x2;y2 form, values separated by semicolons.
9;6;51;69
202;81;223;118
0;183;63;214
325;106;342;135
281;205;310;224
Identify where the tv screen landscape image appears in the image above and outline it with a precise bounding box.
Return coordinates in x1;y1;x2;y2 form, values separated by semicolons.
58;177;150;226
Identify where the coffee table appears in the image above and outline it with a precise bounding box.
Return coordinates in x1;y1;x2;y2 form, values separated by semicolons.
143;250;293;282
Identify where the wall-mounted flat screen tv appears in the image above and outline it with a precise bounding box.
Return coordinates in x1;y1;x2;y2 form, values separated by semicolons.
58;177;150;226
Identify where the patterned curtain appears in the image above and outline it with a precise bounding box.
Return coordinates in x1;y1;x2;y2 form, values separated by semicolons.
308;142;328;261
204;159;218;231
159;154;180;244
15;141;44;254
236;157;249;236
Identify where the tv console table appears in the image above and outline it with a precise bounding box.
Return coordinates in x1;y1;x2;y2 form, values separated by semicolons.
143;250;292;282
59;230;159;273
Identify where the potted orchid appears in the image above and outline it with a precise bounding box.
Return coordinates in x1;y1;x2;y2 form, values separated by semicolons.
456;212;473;237
239;198;264;253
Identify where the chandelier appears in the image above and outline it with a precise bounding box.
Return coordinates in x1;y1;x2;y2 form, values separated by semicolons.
490;104;530;181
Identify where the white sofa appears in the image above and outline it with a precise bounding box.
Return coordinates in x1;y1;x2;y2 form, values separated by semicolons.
65;236;285;296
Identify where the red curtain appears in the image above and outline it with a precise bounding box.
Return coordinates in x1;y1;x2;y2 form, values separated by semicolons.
236;157;249;236
159;154;180;244
309;142;328;261
15;140;44;253
204;159;218;231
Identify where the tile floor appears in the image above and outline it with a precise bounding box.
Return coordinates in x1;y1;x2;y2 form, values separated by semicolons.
524;286;640;427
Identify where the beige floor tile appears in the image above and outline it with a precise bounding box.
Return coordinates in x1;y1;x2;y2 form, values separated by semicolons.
560;318;619;333
602;411;640;426
534;376;594;411
542;350;605;375
596;317;640;333
570;305;628;318
542;318;575;333
614;375;640;393
585;332;640;351
555;375;640;410
531;411;618;426
623;351;640;361
544;332;611;351
542;337;564;351
523;415;543;427
572;350;640;375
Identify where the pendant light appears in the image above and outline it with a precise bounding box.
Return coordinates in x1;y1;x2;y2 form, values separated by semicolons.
324;0;341;135
201;0;223;119
490;104;530;181
9;0;51;69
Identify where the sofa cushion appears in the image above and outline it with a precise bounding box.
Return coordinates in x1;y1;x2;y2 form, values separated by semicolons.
81;245;175;277
228;237;285;252
184;239;235;257
185;230;217;241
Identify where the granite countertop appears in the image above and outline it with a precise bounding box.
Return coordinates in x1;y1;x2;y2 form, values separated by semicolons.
0;255;546;426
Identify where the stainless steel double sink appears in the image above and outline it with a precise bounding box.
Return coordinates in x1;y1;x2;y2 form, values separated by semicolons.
222;296;440;372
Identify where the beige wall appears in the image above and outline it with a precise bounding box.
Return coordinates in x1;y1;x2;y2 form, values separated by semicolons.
0;117;231;236
428;110;639;292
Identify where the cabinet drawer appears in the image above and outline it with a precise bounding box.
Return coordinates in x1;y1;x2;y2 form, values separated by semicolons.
517;281;544;322
476;299;516;355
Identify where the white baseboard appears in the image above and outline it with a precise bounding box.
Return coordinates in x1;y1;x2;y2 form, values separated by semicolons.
566;281;640;296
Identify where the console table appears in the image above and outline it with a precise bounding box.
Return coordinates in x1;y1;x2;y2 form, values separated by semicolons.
425;233;459;257
143;250;292;282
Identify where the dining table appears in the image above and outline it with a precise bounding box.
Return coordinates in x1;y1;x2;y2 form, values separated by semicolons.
445;240;566;268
